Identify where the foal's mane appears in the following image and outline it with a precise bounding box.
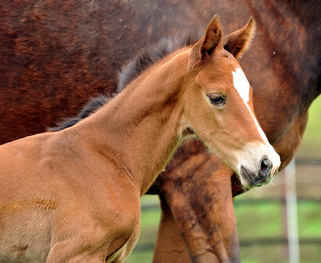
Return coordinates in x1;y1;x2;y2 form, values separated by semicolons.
50;33;201;131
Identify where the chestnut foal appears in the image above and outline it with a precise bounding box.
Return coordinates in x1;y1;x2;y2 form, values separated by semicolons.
0;17;279;262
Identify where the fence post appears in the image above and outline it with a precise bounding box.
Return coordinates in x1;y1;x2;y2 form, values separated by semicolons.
284;159;300;263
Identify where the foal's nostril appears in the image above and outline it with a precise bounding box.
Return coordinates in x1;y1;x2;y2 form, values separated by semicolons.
260;158;272;177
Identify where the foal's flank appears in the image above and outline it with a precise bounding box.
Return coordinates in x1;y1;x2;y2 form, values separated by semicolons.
0;16;279;262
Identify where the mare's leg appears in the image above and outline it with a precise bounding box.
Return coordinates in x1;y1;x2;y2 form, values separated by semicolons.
153;196;191;262
153;140;240;263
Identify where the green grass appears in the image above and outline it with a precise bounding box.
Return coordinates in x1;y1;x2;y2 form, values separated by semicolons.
235;199;321;263
235;198;321;238
126;251;154;263
234;200;283;238
298;201;321;238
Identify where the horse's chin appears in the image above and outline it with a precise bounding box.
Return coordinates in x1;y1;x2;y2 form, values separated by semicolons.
237;168;274;189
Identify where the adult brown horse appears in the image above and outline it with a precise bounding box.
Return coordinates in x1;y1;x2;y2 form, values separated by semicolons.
0;17;280;262
0;0;320;262
151;1;321;262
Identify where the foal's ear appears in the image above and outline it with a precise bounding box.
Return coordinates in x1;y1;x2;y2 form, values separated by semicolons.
189;15;222;68
223;17;256;60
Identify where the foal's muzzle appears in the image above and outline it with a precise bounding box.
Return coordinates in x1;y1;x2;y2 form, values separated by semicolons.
241;157;276;187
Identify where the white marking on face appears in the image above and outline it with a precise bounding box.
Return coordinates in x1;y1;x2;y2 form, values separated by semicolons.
232;67;269;144
232;67;250;104
231;67;281;185
228;67;281;187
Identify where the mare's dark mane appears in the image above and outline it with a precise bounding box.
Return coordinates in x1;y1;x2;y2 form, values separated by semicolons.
50;33;201;132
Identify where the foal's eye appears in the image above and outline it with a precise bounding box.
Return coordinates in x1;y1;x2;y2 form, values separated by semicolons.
208;94;226;106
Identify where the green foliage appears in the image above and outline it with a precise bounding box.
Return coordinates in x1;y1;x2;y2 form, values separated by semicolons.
298;201;321;238
126;251;154;263
234;200;282;238
235;199;321;263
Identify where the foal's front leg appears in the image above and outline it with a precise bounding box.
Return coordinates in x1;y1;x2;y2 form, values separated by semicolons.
109;217;141;263
46;230;109;263
47;208;140;263
153;195;192;262
47;226;137;263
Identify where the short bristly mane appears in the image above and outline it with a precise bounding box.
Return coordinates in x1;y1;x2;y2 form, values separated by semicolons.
50;33;201;132
117;33;201;92
49;95;110;131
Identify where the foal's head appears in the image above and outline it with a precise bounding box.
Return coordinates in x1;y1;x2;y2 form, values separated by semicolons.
182;16;280;188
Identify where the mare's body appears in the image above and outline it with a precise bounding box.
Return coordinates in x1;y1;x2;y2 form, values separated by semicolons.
0;18;278;262
0;0;320;262
153;1;321;262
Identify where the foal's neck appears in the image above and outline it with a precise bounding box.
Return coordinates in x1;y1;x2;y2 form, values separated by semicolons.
74;48;190;195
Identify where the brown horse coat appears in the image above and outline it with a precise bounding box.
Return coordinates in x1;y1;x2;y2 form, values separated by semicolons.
0;17;278;262
0;1;320;262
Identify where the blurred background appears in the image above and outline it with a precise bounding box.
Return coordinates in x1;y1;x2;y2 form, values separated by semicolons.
126;95;321;263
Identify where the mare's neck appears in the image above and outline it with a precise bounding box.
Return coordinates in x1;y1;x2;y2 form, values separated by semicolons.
73;49;190;195
245;0;321;104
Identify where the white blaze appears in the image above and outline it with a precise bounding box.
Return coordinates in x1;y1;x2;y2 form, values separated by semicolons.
231;67;281;187
232;67;270;144
232;67;250;104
